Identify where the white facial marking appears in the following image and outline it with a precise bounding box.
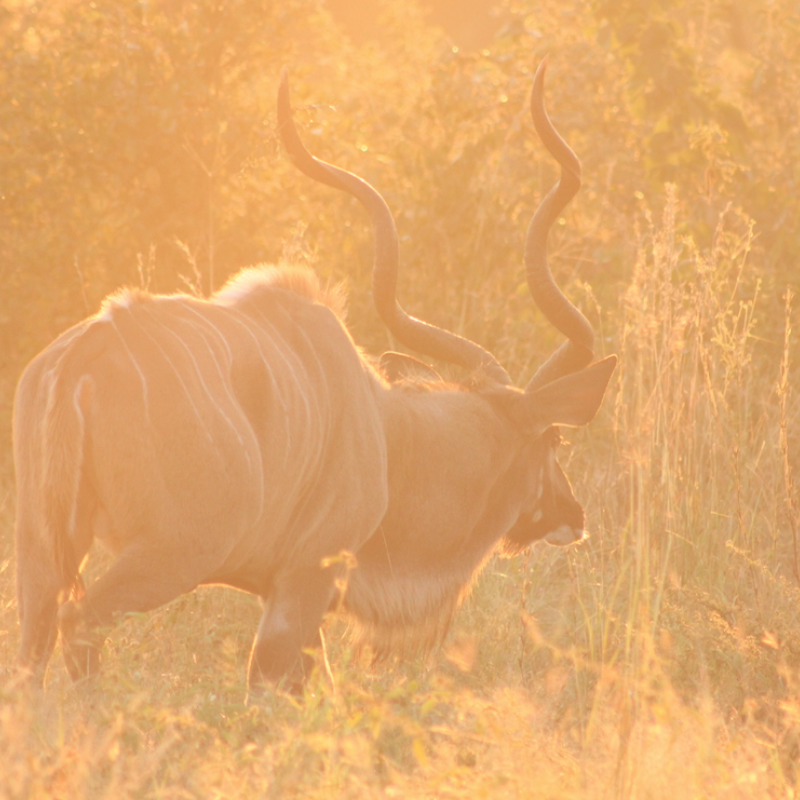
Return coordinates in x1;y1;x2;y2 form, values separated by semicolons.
543;525;587;547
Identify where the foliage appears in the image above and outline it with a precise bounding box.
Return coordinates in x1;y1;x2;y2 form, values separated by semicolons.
1;0;799;797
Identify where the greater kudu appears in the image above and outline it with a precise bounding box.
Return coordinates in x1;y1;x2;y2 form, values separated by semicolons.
14;59;615;691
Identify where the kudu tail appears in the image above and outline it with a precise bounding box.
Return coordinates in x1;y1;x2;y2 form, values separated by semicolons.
42;370;91;603
14;337;94;683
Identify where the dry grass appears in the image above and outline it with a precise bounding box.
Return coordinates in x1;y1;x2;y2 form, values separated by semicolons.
1;193;799;798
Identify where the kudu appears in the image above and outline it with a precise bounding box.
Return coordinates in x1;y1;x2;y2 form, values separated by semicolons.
13;59;616;692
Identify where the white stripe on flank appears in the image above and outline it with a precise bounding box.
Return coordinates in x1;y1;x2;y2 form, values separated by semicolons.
217;308;295;476
296;325;333;453
156;305;265;486
250;304;328;485
110;319;152;424
219;308;290;416
148;315;235;444
174;303;267;518
180;303;234;364
147;306;247;451
126;313;214;442
67;376;90;538
250;305;314;434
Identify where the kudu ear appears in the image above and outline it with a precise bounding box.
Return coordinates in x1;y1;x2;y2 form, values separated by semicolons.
380;352;443;383
500;355;617;432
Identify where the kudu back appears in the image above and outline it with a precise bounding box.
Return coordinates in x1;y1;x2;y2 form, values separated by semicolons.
13;59;616;692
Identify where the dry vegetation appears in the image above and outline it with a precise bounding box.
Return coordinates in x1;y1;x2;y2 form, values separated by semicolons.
1;0;799;797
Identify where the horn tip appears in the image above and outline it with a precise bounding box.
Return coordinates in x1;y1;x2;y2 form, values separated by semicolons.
531;56;549;112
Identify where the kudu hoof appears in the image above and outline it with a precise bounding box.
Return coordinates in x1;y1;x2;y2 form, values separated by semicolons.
58;601;101;682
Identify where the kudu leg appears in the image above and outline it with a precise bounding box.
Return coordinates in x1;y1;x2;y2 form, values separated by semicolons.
16;592;59;688
58;542;207;682
247;565;338;694
15;532;65;688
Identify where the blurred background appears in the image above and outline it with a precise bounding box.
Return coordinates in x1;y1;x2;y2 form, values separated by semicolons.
1;0;795;398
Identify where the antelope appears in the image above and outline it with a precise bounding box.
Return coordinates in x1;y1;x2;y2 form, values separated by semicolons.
13;59;616;692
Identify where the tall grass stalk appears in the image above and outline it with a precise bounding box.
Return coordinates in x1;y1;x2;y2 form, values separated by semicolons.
502;187;800;797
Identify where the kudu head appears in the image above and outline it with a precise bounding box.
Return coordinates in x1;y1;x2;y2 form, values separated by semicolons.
277;59;616;552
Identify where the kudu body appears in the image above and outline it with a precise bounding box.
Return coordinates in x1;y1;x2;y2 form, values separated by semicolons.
14;60;616;690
